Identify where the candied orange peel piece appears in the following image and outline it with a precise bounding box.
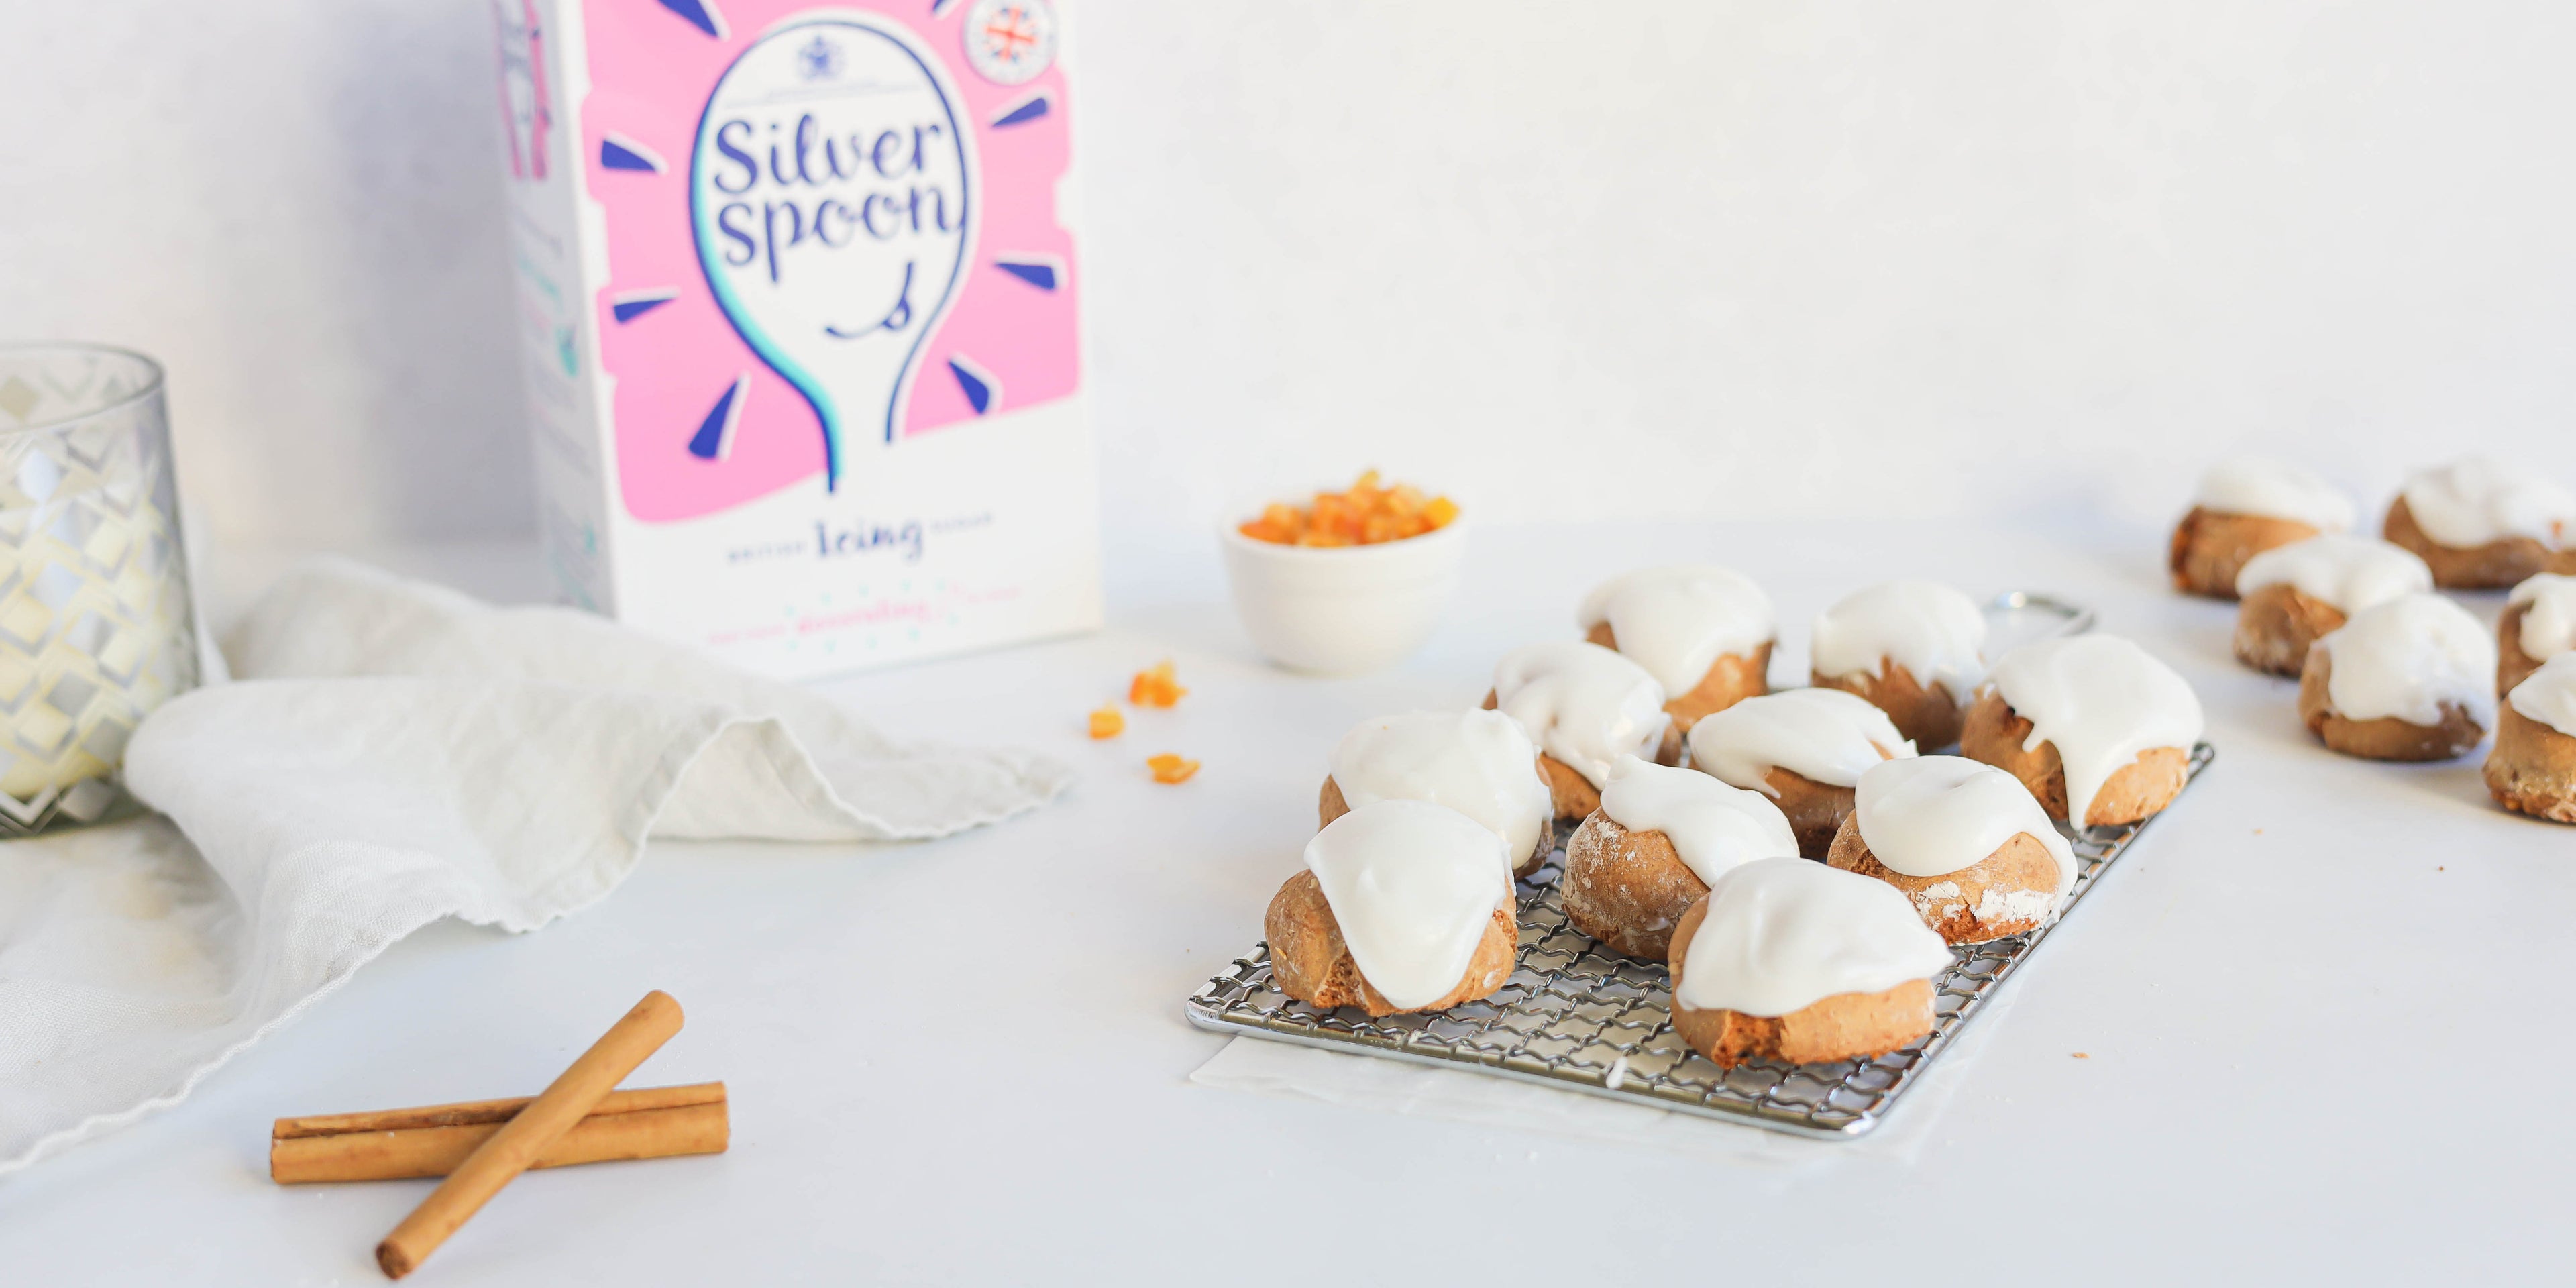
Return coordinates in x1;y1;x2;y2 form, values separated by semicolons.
1087;707;1125;739
1128;659;1187;708
1146;753;1201;784
1236;470;1460;546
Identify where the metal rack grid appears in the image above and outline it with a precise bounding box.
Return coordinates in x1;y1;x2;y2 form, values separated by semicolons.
1183;592;2205;1140
1185;745;2208;1139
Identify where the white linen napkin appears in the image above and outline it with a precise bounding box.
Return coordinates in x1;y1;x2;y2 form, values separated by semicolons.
0;557;1072;1175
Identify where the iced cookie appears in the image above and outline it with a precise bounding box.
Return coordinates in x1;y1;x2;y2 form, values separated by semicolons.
1563;756;1799;960
2487;653;2576;824
1486;640;1678;821
1684;688;1917;859
2296;593;2495;761
1578;566;1775;731
2169;456;2355;598
1666;857;1953;1070
2499;573;2576;697
1265;800;1519;1017
1321;709;1556;877
2231;534;2433;676
1809;580;1988;747
1961;635;2202;829
1825;756;2076;944
2381;455;2576;590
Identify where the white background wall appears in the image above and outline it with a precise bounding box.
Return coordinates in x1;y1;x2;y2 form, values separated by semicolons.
5;2;2573;560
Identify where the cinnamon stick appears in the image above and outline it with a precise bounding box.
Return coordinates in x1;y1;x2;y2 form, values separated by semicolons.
276;1081;722;1140
375;990;684;1279
270;1083;727;1183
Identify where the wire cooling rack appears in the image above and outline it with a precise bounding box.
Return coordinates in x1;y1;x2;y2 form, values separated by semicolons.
1184;592;2208;1139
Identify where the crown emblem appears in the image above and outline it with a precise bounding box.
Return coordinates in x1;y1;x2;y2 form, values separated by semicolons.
797;34;842;81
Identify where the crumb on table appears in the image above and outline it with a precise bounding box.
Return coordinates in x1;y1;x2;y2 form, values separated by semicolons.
1130;660;1187;708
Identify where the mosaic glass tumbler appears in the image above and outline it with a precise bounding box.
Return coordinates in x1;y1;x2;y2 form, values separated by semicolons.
0;344;200;835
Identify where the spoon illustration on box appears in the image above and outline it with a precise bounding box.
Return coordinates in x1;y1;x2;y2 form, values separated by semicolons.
689;18;972;486
584;1;1082;521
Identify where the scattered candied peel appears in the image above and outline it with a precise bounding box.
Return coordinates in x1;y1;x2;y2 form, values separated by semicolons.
1146;753;1201;784
1087;707;1125;739
1236;470;1459;547
1129;659;1187;708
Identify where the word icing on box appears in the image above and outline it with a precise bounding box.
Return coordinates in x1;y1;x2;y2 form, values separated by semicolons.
492;0;1096;677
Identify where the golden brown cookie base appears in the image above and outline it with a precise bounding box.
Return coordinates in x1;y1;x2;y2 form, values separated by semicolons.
2169;506;2320;600
1481;687;1681;819
2483;705;2576;823
1562;810;1707;959
1665;898;1933;1069
1813;660;1962;748
1762;765;1857;860
1319;773;1550;878
2498;602;2552;698
1263;870;1518;1016
2383;494;2566;590
1535;752;1601;822
1958;692;2188;826
2233;582;2345;678
2295;651;2487;761
1588;622;1770;731
1825;813;2060;943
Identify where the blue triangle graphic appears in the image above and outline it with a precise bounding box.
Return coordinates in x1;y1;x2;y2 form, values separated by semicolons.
600;140;661;172
658;0;725;39
612;294;675;323
948;359;994;415
994;260;1057;291
993;95;1051;129
688;379;742;459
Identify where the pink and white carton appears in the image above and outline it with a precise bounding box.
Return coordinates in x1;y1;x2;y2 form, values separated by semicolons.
491;0;1097;677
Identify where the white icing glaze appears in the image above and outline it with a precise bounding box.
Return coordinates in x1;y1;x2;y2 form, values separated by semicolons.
1331;710;1552;864
2191;456;2355;531
2507;652;2576;739
1684;687;1917;797
1901;879;2059;936
1492;641;1672;788
1597;755;1800;887
1809;580;1988;694
1973;886;2057;929
1303;800;1513;1011
1853;755;2075;900
2318;593;2498;729
1576;566;1776;696
1984;635;2205;827
2400;455;2576;549
1673;857;1954;1018
2233;533;2432;612
2508;573;2576;662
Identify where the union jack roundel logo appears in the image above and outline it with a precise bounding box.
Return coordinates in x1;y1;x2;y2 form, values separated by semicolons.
961;0;1057;87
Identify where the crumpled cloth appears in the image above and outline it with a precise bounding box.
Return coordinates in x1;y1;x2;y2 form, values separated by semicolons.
0;557;1071;1175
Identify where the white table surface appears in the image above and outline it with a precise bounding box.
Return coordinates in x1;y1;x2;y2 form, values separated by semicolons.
5;516;2570;1285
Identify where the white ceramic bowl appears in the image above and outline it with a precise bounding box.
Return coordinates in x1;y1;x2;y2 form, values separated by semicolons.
1219;513;1470;675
